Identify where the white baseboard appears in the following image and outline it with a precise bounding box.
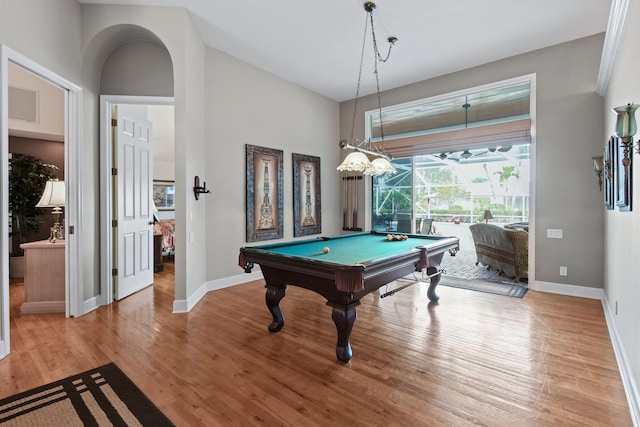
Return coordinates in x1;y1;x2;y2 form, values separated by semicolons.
602;295;640;427
81;296;100;315
171;271;264;313
172;282;206;314
207;270;263;292
529;280;605;299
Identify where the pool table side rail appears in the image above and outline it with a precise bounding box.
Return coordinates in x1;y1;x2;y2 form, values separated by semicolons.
239;236;459;293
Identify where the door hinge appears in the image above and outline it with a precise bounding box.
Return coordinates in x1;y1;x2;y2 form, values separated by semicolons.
112;268;118;276
111;118;117;127
111;167;117;176
112;220;117;227
68;225;74;235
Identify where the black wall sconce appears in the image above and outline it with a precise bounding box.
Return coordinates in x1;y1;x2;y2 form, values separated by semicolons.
193;176;211;200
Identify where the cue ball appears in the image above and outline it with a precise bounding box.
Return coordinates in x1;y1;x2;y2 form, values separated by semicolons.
323;247;330;254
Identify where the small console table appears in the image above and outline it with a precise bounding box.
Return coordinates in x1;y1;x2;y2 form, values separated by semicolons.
19;240;65;314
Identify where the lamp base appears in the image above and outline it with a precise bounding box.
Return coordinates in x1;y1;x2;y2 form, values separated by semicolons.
48;222;64;243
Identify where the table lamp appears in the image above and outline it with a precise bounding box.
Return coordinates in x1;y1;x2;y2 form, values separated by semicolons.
36;179;65;243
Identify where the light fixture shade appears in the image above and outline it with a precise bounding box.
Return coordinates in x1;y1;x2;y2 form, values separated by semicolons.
337;151;371;172
613;103;639;139
482;210;494;221
364;158;397;175
36;180;65;207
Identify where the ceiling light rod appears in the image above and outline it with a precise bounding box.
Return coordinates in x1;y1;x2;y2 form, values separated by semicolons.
339;139;391;160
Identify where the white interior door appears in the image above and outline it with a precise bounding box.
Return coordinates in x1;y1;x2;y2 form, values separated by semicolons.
115;105;154;300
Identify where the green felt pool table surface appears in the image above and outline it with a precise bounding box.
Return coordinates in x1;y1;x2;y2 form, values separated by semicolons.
249;232;443;266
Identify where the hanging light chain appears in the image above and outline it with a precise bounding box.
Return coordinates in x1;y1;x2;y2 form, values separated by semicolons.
349;13;371;146
372;19;385;147
369;10;396;151
369;12;396;63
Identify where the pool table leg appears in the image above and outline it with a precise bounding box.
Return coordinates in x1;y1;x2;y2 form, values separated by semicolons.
426;266;441;302
265;284;287;332
328;301;360;363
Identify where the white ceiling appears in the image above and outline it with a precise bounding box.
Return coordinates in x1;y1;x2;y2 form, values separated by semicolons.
79;0;612;102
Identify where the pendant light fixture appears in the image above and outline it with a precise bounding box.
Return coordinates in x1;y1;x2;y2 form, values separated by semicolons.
337;2;397;176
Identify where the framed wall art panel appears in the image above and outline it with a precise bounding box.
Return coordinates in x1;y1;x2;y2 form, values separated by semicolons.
246;144;284;242
292;153;321;237
153;180;175;211
615;137;632;212
604;136;615;210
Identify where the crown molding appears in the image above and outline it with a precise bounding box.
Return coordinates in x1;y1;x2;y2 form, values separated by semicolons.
597;0;630;95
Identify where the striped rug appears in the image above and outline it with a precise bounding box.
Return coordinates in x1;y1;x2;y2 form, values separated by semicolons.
438;275;528;298
0;363;174;426
397;274;528;298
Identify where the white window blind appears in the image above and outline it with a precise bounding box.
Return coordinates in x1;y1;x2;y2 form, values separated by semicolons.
380;118;531;158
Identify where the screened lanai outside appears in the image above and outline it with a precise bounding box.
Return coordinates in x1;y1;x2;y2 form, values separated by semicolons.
371;146;530;283
368;78;532;283
372;145;530;233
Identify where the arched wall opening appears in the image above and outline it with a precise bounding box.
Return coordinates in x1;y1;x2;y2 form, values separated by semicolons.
80;23;179;309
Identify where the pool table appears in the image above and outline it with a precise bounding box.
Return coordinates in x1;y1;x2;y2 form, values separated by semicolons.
239;231;459;362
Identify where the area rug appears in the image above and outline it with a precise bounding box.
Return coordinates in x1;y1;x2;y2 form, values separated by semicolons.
437;275;528;298
0;363;174;426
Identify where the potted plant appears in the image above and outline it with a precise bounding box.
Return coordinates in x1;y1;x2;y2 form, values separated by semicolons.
8;154;59;270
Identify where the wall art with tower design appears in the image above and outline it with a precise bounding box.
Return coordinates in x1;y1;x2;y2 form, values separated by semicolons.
246;145;283;242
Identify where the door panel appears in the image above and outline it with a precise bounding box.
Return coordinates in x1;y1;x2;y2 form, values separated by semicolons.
115;106;154;300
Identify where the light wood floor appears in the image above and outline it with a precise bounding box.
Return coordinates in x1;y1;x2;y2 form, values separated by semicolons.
2;261;632;426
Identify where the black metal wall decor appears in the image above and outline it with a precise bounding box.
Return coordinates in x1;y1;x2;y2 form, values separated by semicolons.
193;176;211;200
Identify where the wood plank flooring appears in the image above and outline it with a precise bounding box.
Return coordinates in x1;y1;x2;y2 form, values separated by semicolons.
2;261;633;426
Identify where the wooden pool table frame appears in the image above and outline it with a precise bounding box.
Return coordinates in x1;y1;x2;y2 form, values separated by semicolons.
239;231;460;363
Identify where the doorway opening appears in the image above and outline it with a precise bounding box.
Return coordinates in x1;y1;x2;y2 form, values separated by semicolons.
1;46;83;360
99;96;175;305
372;145;530;283
8;61;66;320
367;75;536;285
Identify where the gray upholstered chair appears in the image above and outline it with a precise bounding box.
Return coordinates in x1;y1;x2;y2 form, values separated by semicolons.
469;223;528;282
420;218;434;235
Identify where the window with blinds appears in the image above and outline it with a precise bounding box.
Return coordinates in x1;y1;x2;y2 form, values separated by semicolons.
366;80;531;158
369;77;532;233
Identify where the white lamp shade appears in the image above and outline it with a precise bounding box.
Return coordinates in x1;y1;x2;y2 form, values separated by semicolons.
36;180;65;207
365;158;397;175
337;151;371;172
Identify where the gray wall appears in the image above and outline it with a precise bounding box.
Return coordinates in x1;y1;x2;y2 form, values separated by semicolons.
100;41;173;97
604;0;640;408
0;0;82;82
204;48;340;279
340;34;606;288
